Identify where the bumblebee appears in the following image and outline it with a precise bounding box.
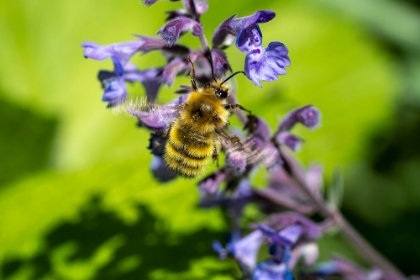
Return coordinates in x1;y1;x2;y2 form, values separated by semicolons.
163;53;250;178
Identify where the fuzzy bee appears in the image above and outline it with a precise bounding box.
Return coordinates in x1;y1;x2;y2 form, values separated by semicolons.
128;52;270;178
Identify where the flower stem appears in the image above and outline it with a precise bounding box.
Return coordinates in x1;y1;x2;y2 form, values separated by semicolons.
287;159;404;277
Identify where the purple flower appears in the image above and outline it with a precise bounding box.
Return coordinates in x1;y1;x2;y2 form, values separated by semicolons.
123;65;162;103
277;105;321;132
213;230;265;271
276;132;303;152
82;37;167;65
212;10;276;48
82;40;144;65
245;40;291;87
158;17;203;47
100;56;127;107
198;169;227;195
253;260;294;280
211;48;232;78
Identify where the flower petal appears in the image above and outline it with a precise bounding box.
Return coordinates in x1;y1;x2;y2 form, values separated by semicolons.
124;67;162;103
212;11;275;49
276;132;303;152
236;24;263;53
277;105;321;132
253;260;292;280
244;42;290;87
158;17;203;47
99;56;127;107
82;40;144;65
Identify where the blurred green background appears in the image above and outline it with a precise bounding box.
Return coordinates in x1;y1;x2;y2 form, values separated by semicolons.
1;0;420;279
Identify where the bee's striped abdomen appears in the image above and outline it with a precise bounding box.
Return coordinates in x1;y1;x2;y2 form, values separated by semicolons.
164;122;214;178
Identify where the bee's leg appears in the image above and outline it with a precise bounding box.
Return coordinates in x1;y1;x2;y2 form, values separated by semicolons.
187;57;198;90
224;104;252;115
212;145;219;167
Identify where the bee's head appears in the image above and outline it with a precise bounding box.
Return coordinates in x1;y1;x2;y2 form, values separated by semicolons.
214;84;229;100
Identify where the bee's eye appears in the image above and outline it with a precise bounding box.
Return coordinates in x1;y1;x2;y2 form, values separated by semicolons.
215;89;228;99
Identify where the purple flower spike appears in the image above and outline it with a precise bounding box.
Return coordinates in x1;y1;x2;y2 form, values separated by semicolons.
101;56;127;107
82;40;144;65
278;105;321;132
276;132;303;152
158;17;203;47
245;41;290;87
234;230;265;270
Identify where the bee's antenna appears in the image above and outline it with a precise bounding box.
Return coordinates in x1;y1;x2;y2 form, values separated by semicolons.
220;71;246;85
205;47;217;83
187;56;198;90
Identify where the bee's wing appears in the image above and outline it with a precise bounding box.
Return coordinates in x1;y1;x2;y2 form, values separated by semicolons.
218;132;278;168
125;95;187;130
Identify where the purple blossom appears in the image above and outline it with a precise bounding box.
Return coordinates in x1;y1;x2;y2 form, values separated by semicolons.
158;17;203;47
82;40;144;65
198;169;227;195
253;260;294;280
212;10;276;48
277;105;321;132
276;132;303;152
245;41;291;87
100;56;127;107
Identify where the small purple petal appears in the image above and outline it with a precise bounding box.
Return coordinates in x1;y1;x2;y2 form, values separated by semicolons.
195;1;208;14
245;42;290;87
233;230;265;270
162;57;190;85
100;57;127;107
212;11;275;49
143;0;158;6
276;132;303;152
211;49;232;77
158;17;203;47
259;224;302;247
82;40;144;65
230;10;276;33
277;105;320;132
265;212;323;241
198;169;227;195
151;156;177;182
253;260;291;280
212;14;237;48
124;67;162;103
132;35;167;54
143;0;179;6
236;24;262;53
